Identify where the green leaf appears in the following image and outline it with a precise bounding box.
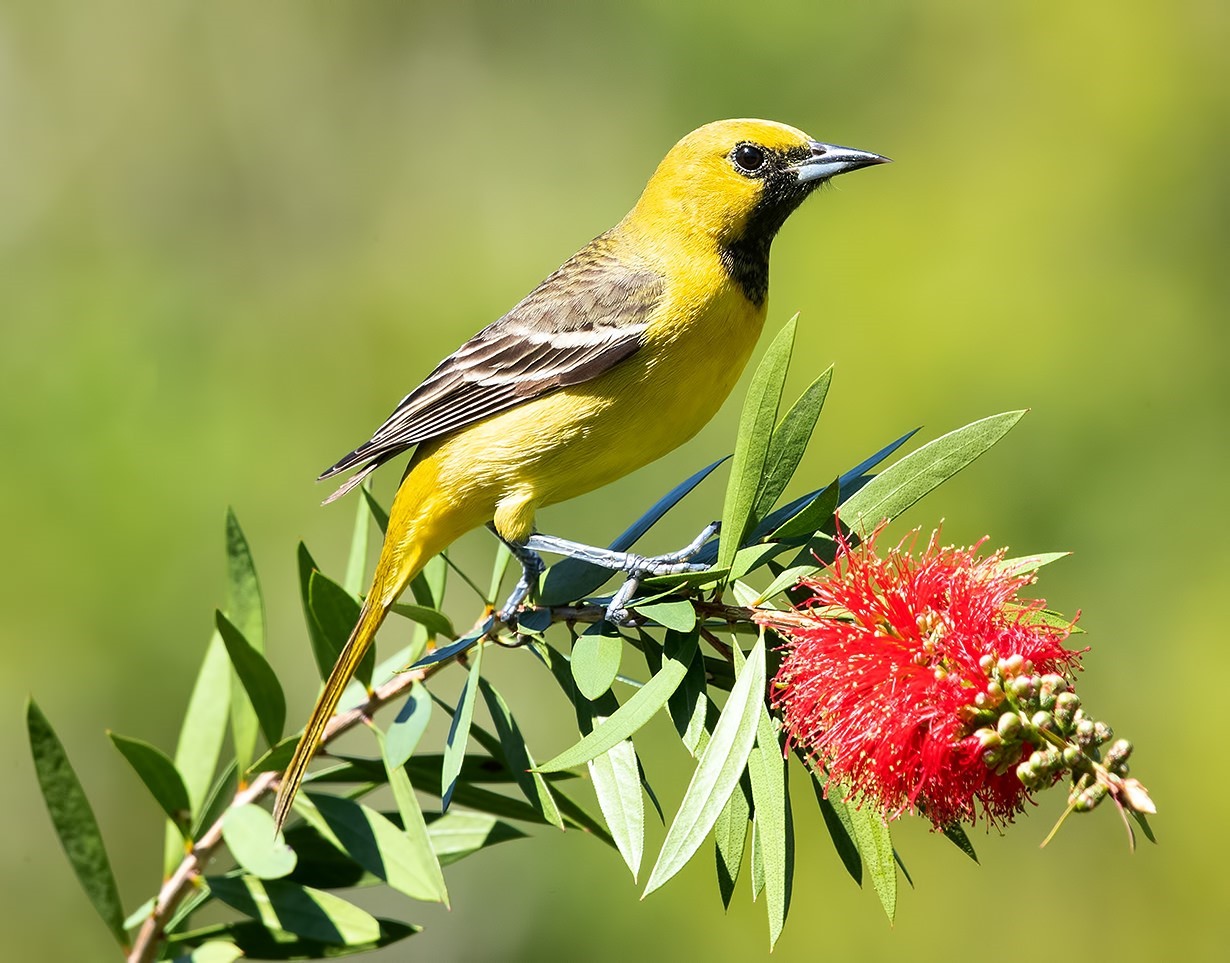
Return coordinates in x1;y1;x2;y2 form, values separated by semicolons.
571;624;623;700
997;551;1070;576
305;793;448;903
845;797;897;922
635;598;697;632
479;679;565;830
167;919;417;958
343;491;371;596
810;775;862;884
943;822;979;862
173;941;245;963
226;507;265;648
441;644;483;809
359;487;389;534
373;733;452;910
769;477;840;542
385;685;433;770
751;365;833;526
26;700;126;946
714;774;751;909
747;706;792;948
666;642;710;757
307;570;373;690
754;563;824;605
488;542;513;605
718;317;797;575
108;732;191;831
166;630;231;872
643;636;767;897
426;810;527;866
223;804;297;879
203;875;384;945
216;612;285;746
225;509;265;776
840;411;1026;535
388;602;456;640
538;630;699;772
585;723;644;879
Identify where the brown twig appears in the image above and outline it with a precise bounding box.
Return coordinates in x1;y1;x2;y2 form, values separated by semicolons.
127;661;443;963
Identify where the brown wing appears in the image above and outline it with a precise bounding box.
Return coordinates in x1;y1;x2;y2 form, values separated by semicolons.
320;238;664;501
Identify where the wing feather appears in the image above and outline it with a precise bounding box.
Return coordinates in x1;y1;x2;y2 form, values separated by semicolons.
320;238;663;494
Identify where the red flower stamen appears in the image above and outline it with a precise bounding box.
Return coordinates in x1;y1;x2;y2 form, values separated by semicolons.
757;524;1081;828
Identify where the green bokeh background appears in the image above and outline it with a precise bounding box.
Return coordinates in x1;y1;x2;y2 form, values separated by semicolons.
4;1;1226;959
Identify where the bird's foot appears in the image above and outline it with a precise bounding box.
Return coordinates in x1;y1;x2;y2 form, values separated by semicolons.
524;521;719;624
494;536;546;625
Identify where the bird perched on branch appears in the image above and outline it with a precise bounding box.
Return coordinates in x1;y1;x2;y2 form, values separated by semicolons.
273;118;888;828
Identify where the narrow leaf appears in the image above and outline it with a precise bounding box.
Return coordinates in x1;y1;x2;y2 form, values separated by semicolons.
571;625;623;700
841;412;1026;534
167;918;416;958
223;804;297;879
205;875;382;945
26;700;126;945
385;685;433;770
166;630;231;873
635;599;697;633
643;637;767;897
538;630;698;772
479;679;565;830
768;477;840;542
216;612;285;746
108;732;191;830
426;810;527;866
441;644;483;810
306;793;448;903
374;730;449;904
747;706;791;948
718;318;798;574
751;366;833;525
810;775;862;884
226;509;264;777
943;822;979;862
846;799;897;922
343;492;370;596
388;603;456;640
308;570;373;690
714;774;751;909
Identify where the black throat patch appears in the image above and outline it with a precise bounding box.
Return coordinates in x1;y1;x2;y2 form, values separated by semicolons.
719;146;816;306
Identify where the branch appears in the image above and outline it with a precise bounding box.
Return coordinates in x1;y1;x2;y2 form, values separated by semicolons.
128;596;762;961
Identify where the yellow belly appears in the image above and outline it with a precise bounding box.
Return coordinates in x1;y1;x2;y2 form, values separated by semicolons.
407;273;765;544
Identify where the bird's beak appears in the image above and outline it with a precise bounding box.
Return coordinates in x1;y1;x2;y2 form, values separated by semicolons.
793;141;891;184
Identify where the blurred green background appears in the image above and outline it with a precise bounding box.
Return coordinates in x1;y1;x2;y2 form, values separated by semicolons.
4;1;1227;959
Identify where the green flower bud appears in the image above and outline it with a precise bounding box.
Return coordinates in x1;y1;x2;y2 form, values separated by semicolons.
1062;744;1085;769
1053;691;1081;732
1011;675;1037;703
1075;718;1098;748
1031;710;1057;734
997;711;1023;742
1094;721;1114;745
1105;739;1133;773
1074;783;1108;812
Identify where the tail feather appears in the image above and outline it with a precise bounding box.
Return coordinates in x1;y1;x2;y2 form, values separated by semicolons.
272;595;391;829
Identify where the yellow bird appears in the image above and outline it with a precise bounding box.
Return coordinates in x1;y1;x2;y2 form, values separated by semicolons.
273;118;887;828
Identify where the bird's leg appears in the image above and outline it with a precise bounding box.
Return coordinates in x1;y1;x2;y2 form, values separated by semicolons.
520;520;719;624
489;525;546;624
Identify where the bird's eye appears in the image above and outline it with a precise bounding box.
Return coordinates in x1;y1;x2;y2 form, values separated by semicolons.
731;143;766;174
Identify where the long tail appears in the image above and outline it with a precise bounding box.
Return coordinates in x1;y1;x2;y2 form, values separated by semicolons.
273;457;454;830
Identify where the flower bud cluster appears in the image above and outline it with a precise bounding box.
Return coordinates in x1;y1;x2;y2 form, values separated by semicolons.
968;656;1142;816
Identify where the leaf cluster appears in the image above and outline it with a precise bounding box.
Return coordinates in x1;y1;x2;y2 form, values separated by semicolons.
28;318;1025;960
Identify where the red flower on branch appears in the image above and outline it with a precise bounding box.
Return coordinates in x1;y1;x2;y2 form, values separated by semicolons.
757;525;1082;828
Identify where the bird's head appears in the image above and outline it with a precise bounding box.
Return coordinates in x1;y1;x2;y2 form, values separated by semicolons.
628;118;888;262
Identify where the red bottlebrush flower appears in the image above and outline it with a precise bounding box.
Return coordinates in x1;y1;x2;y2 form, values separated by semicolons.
757;525;1082;829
